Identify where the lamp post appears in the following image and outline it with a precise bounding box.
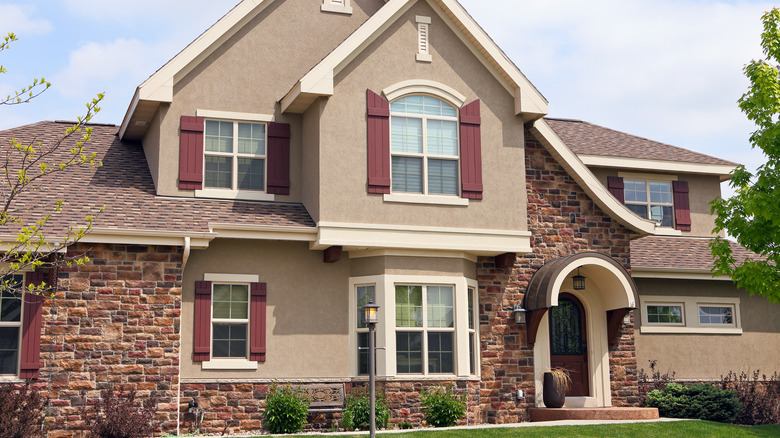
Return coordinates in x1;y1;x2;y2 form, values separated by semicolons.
362;299;380;438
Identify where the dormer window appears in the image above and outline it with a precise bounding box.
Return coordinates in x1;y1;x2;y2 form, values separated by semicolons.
204;120;266;191
624;179;674;227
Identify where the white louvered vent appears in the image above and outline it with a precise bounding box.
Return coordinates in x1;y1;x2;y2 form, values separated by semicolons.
416;16;432;62
322;0;352;14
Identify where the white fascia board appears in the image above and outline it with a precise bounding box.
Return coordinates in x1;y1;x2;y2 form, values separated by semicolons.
208;223;318;241
312;222;532;255
632;267;731;281
119;88;141;140
84;228;216;249
579;155;738;180
530;120;657;235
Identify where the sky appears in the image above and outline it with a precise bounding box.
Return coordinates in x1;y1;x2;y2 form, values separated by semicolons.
0;0;774;188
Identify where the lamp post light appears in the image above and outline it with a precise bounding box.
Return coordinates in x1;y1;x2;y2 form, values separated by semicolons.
362;299;380;438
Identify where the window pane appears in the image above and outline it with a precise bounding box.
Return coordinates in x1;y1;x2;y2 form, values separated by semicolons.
0;292;21;322
0;327;19;375
392;157;423;193
428;159;458;195
396;332;422;374
427;286;454;328
647;305;683;324
213;284;231;302
395;286;422;328
649;181;672;204
212;284;248;320
468;289;475;330
205;156;232;189
624;180;647;203
650;205;674;228
237;158;265;191
469;332;476;375
427;120;458;156
358;332;369;375
428;332;454;374
212;323;247;358
237;123;266;155
699;306;733;325
627;204;648;219
391;117;423;154
357;286;375;329
205;121;233;153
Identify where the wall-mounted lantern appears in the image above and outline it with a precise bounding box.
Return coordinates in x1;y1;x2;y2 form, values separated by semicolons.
513;303;527;324
573;267;586;290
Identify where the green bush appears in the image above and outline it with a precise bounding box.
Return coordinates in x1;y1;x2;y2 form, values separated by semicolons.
342;387;390;431
646;383;741;422
420;386;466;427
263;383;310;434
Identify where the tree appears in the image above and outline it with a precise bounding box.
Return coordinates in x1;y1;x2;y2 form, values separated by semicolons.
710;9;780;304
0;32;104;295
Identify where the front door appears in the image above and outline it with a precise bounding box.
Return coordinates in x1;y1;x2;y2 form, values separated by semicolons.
549;293;589;396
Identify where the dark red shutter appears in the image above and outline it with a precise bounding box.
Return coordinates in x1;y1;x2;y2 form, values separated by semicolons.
367;89;391;194
179;116;205;190
607;176;625;203
250;282;267;362
459;100;483;200
20;271;45;379
267;123;291;195
673;180;692;231
193;281;212;362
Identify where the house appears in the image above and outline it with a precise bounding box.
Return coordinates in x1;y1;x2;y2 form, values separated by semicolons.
0;0;777;436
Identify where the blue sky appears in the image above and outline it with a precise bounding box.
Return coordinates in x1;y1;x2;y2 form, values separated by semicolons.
0;0;775;186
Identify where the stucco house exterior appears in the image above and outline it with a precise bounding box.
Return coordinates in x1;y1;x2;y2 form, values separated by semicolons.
0;0;777;436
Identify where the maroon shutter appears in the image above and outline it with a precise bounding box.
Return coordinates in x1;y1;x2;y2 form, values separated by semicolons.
459;100;483;200
673;180;692;231
193;281;212;362
20;272;45;379
250;282;267;362
367;89;391;194
179;116;205;190
607;176;625;203
267;123;291;195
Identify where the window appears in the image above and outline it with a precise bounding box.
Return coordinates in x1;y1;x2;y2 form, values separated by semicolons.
699;305;734;325
204;120;266;192
211;283;249;359
640;296;741;334
646;304;684;325
624;179;674;227
0;275;23;376
390;96;459;196
395;285;455;374
356;285;375;375
467;287;477;375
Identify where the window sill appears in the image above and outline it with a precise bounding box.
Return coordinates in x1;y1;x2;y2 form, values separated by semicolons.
0;375;24;383
640;326;742;335
195;189;275;202
383;193;469;206
201;359;259;370
352;375;480;382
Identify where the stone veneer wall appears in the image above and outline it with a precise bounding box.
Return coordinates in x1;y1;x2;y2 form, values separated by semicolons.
38;243;182;437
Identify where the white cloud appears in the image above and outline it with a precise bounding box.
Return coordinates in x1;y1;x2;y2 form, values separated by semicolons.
0;4;52;35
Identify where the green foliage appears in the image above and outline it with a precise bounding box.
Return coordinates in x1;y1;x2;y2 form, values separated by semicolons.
711;8;780;303
0;384;45;438
646;383;741;423
420;386;466;428
341;387;390;431
263;383;310;434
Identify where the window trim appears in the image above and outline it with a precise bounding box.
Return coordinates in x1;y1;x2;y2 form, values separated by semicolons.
618;172;677;228
201;274;260;369
0;273;26;379
640;295;742;334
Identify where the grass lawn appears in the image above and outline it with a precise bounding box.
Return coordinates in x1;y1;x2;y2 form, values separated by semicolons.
277;421;780;437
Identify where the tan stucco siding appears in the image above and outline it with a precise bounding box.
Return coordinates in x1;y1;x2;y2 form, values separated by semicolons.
150;0;385;199
635;278;780;379
302;98;324;223
317;1;527;231
181;239;352;379
350;255;476;279
141;105;165;190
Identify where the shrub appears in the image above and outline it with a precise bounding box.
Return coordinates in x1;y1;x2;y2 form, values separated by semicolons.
646;383;741;423
398;422;413;429
82;389;158;438
263;383;310;434
638;359;676;405
420;386;466;428
0;384;45;438
341;387;390;431
721;371;780;425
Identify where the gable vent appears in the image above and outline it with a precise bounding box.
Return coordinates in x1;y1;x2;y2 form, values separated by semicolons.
416;16;432;62
322;0;352;14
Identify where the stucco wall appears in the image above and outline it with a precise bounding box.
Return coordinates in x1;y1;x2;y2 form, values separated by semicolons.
635;278;780;379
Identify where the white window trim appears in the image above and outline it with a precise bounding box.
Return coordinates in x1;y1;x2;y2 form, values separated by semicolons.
640;295;742;334
383;81;466;108
321;0;352;14
0;273;25;378
201;277;258;369
383;193;468;206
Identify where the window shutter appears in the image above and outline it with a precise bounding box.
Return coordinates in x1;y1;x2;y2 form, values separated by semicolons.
20;271;45;379
607;176;625;203
366;89;391;194
673;180;692;231
193;281;212;362
267;122;291;195
179;116;205;190
459;100;483;199
250;282;267;362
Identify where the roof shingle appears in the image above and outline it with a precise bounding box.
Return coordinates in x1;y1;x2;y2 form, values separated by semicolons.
631;236;757;271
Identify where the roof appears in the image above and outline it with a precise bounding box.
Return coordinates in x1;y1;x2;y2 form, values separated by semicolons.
631;236;757;271
0;122;315;244
546;118;738;169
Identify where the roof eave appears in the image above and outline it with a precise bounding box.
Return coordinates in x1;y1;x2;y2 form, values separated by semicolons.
578;154;738;181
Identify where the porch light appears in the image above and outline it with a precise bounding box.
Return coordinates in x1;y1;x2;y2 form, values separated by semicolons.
513;304;527;324
362;300;380;325
573;268;586;290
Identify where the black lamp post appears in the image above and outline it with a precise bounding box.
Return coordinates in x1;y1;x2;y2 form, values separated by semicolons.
362;299;380;438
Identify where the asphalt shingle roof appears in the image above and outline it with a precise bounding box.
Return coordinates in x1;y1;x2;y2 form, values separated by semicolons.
631;236;757;271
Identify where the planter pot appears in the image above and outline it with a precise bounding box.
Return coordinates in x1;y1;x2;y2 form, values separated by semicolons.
543;372;566;408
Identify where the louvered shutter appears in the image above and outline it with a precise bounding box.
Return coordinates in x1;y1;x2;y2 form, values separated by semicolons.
267;123;291;195
366;89;391;194
250;282;267;362
20;271;45;379
673;180;692;231
459;100;483;200
607;176;625;203
193;281;212;362
179;116;205;190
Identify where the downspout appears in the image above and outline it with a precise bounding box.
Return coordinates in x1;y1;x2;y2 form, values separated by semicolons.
177;236;191;437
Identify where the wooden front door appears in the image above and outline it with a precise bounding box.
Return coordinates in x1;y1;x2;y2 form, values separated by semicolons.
549;293;589;396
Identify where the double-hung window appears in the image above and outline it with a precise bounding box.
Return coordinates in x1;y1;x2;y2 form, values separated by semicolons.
211;283;250;359
0;275;24;376
204;121;266;192
395;285;455;374
624;179;674;227
390;96;459;196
